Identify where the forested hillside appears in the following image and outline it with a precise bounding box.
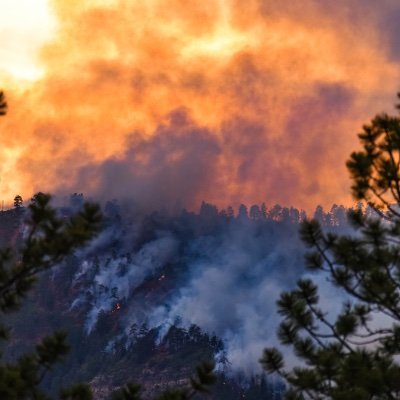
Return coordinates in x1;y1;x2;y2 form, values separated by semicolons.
1;200;350;399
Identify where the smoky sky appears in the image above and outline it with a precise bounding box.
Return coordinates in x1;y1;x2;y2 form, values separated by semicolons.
67;109;221;211
0;0;399;210
59;83;355;212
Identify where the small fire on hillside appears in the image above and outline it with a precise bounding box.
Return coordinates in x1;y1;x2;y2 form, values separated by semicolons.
111;303;121;313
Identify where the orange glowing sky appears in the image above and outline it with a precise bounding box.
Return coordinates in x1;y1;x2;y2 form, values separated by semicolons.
0;0;399;212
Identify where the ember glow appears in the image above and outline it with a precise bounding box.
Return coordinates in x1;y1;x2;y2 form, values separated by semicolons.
1;0;399;210
112;303;121;313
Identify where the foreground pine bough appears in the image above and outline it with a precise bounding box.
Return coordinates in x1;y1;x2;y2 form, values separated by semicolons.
0;192;101;399
262;93;400;399
0;192;218;400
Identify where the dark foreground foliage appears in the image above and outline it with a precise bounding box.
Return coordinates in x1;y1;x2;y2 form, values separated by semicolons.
0;192;102;399
262;94;400;399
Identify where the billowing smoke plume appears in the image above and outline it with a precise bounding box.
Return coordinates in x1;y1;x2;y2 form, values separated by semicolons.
1;0;400;210
66;203;349;375
67;109;222;211
147;219;305;373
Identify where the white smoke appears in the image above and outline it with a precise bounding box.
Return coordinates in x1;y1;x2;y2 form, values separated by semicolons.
67;207;355;374
145;220;305;375
72;231;179;333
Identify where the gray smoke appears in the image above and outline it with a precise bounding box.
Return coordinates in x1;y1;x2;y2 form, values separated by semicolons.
69;207;313;375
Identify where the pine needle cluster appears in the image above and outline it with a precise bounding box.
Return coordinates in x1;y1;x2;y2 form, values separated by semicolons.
261;93;400;399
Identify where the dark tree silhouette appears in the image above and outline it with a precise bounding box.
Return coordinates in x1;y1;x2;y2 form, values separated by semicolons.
262;92;400;399
0;192;102;399
0;91;6;116
249;204;262;220
237;204;248;220
13;194;23;209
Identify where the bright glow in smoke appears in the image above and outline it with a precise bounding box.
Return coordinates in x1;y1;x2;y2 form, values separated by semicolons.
0;0;56;81
1;0;399;210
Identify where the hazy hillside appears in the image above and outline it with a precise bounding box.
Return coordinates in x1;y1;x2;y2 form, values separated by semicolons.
1;200;350;399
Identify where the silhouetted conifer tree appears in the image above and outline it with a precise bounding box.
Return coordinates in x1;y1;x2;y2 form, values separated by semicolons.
13;194;23;209
250;204;262;220
237;204;249;220
262;92;400;399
